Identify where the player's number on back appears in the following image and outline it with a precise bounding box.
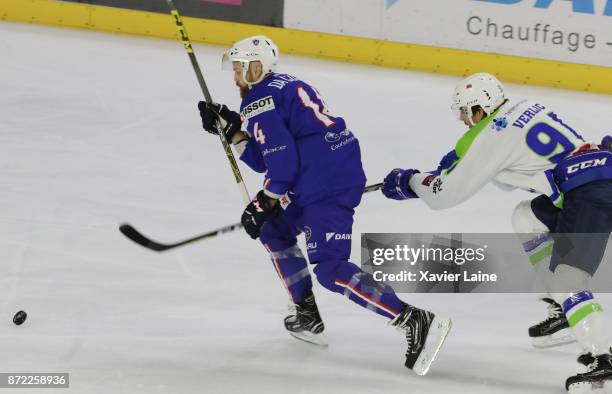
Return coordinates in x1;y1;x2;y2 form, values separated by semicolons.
297;87;335;127
526;122;575;164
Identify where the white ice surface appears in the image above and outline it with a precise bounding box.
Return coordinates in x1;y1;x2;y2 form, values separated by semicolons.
1;21;611;394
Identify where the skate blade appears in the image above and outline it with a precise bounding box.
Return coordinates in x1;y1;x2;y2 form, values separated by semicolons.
288;331;328;347
568;380;612;394
532;329;576;349
412;317;452;376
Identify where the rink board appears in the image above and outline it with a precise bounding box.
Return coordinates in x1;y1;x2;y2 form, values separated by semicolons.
1;0;611;95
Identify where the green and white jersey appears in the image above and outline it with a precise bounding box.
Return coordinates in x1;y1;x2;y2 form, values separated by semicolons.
409;99;588;209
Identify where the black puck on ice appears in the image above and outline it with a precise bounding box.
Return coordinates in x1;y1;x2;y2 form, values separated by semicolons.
13;310;27;325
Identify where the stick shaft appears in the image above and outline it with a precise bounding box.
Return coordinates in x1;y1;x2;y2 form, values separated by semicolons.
166;0;250;204
120;183;383;252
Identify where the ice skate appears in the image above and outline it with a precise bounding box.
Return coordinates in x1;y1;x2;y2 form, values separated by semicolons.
391;304;452;376
284;293;327;347
566;350;612;394
529;297;576;348
577;353;597;367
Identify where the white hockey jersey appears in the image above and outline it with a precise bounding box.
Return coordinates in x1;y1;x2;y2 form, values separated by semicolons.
409;99;591;210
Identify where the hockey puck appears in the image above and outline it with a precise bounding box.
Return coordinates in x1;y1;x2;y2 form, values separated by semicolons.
13;310;27;326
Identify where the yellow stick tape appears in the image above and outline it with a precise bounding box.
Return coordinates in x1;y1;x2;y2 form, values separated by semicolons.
2;0;611;94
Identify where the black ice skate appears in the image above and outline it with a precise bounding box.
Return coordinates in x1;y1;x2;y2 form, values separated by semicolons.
284;293;327;347
391;304;452;376
529;297;576;348
578;352;596;367
566;350;612;394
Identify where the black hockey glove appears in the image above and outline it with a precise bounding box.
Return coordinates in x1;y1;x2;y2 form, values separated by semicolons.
241;190;281;240
197;101;242;142
602;135;612;151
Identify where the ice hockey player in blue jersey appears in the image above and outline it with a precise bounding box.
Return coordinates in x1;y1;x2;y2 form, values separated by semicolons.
197;35;451;375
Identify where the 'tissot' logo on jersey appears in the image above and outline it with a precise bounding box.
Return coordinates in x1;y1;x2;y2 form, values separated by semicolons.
241;96;275;120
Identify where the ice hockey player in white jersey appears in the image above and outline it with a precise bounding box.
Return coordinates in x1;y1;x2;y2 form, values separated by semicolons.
381;73;612;393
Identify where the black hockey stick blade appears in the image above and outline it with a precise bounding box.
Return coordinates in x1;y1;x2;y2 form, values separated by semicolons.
119;222;244;252
119;223;173;251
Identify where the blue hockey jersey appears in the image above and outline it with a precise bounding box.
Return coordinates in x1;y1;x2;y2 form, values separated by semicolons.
238;73;366;206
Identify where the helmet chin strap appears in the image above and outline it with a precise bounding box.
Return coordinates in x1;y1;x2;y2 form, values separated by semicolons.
461;107;475;128
241;61;266;89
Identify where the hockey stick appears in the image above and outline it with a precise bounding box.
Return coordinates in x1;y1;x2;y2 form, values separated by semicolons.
166;0;251;204
119;221;242;252
119;182;383;252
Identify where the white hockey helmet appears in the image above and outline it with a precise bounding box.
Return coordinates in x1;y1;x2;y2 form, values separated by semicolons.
222;35;279;86
451;73;505;126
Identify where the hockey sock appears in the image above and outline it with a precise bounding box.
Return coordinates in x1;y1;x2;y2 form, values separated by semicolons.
518;232;555;290
553;290;610;355
264;243;313;304
549;265;609;354
313;260;405;319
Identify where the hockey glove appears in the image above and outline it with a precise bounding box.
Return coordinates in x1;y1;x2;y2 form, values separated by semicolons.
602;135;612;151
382;168;420;200
198;101;243;142
241;190;281;239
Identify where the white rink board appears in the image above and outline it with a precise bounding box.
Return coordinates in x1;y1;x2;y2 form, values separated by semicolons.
284;0;612;67
282;0;384;39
